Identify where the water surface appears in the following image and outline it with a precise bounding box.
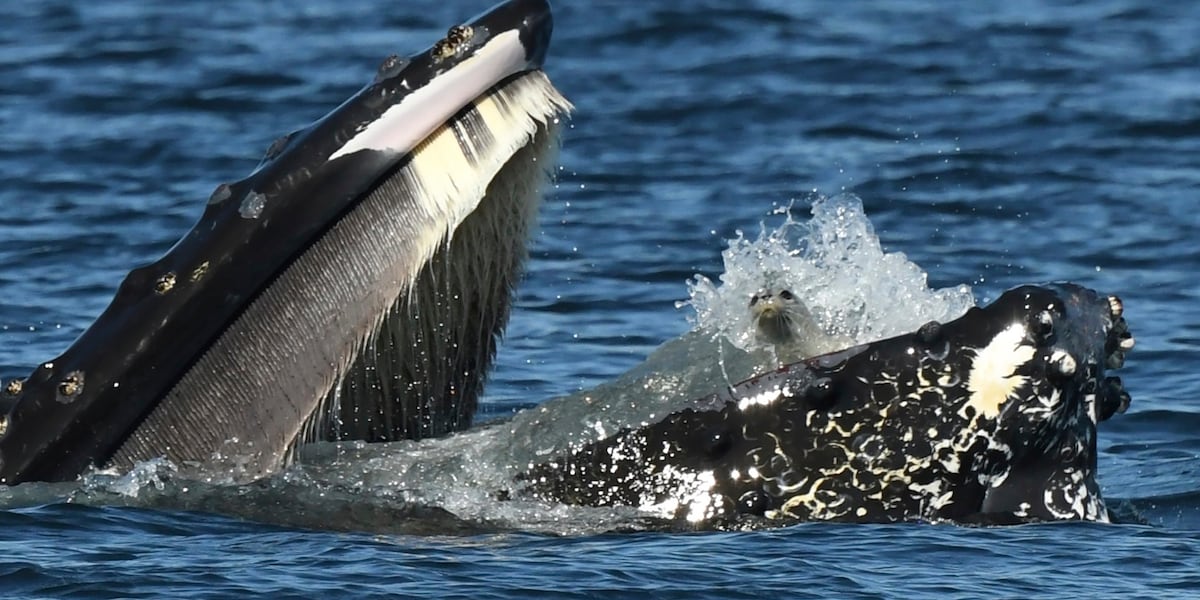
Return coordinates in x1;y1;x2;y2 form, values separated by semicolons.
1;0;1199;597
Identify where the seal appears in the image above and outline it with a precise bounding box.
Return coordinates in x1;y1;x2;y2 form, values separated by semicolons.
0;0;572;485
517;283;1135;527
749;287;852;363
0;1;1137;531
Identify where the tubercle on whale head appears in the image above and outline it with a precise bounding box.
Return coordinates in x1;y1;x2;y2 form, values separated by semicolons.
516;283;1134;528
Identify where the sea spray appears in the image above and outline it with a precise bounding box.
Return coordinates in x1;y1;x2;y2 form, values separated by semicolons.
683;194;975;354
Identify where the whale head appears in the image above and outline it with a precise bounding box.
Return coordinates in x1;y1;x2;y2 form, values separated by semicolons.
0;0;572;484
520;283;1134;527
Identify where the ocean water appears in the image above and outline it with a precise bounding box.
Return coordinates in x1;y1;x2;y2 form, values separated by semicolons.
1;0;1199;598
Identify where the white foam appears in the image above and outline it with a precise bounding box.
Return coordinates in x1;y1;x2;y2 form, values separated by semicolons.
682;194;975;354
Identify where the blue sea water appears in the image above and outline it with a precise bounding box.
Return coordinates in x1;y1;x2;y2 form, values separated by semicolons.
1;0;1199;597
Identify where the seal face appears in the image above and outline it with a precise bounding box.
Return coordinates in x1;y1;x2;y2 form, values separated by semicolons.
749;287;854;364
518;283;1134;528
750;289;802;345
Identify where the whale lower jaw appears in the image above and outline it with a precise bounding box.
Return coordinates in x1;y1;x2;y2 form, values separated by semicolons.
0;0;575;485
106;72;570;479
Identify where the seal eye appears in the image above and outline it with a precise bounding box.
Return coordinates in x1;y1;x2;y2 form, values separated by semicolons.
779;290;794;301
749;294;760;306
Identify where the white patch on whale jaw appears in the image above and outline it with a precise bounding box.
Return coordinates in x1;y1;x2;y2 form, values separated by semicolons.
961;323;1037;420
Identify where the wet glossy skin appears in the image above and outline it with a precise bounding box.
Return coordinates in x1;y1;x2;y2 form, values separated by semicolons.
0;0;557;485
520;284;1134;527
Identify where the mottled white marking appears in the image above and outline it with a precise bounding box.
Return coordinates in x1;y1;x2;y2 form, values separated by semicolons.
1085;392;1099;425
962;323;1036;419
938;452;961;474
989;469;1010;489
1050;348;1076;376
1019;386;1058;422
929;491;955;510
1015;502;1031;517
910;480;944;499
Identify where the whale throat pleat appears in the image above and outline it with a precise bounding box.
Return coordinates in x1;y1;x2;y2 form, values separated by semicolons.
109;71;571;476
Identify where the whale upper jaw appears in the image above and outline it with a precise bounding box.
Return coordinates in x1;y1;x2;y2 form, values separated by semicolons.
519;283;1134;527
0;0;570;485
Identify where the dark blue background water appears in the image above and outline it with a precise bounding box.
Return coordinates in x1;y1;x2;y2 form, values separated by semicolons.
2;0;1199;597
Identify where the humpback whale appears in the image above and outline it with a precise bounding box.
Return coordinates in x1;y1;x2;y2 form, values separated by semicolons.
0;1;1136;529
0;0;572;485
517;283;1135;526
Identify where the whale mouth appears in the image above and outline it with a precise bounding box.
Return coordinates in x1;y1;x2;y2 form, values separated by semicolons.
0;2;1137;530
0;0;572;485
519;282;1134;526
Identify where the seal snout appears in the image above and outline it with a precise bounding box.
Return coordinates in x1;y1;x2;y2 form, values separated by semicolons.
750;289;800;346
750;289;794;312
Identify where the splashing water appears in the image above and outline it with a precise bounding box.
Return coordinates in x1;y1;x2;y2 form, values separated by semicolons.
683;194;975;354
475;194;982;501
